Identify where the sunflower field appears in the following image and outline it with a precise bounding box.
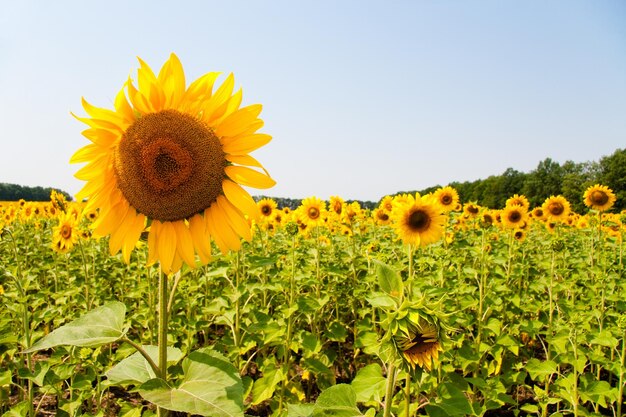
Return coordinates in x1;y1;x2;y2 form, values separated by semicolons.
1;55;625;417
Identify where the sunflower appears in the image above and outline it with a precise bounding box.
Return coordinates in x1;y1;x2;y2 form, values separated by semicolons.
542;195;571;222
463;202;480;217
583;184;616;212
71;54;274;273
530;207;545;221
329;196;344;216
52;212;79;254
500;205;529;229
433;186;459;212
392;194;445;247
379;196;394;213
395;318;443;372
257;198;277;220
373;208;391;225
505;194;530;211
513;229;526;242
298;196;326;227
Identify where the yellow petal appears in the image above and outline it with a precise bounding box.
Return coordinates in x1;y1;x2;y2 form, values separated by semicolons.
226;154;271;177
156;221;176;274
126;77;154;114
158;53;185;109
81;128;121;147
81;98;128;127
122;213;146;264
225;166;276;189
70;144;106;164
114;87;135;123
182;71;220;106
222;179;259;220
147;224;159;266
214;104;262;138
222;133;272;155
202;73;234;124
189;214;212;263
173;221;196;268
216;195;252;241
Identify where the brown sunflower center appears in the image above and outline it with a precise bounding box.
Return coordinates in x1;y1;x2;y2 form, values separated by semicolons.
114;109;226;222
508;210;521;223
61;224;72;239
441;194;452;205
590;190;609;206
377;211;389;221
467;205;479;214
261;205;272;216
308;207;320;220
408;209;431;232
548;202;564;216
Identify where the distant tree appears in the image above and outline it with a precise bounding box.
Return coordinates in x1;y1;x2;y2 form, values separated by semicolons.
0;183;71;201
598;148;626;211
522;158;563;207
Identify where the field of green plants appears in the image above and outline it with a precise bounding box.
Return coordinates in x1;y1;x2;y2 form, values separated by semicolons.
1;195;624;417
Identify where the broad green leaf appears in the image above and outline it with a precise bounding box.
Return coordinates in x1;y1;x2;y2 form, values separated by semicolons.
313;384;363;417
373;260;403;301
525;358;558;381
426;382;475;416
252;368;283;405
351;364;386;403
589;330;619;348
366;293;397;308
106;345;183;386
25;302;126;352
288;403;315;417
138;348;243;417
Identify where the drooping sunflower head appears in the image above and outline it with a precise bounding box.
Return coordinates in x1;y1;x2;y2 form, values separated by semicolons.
542;195;571;222
395;318;443;372
500;205;529;229
392;194;446;247
433;186;459;212
583;184;616;212
505;194;530;211
71;54;275;274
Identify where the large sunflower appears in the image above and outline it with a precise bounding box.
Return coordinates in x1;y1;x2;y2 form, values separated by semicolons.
71;54;275;274
392;193;445;247
298;196;326;227
583;184;616;212
542;195;571;222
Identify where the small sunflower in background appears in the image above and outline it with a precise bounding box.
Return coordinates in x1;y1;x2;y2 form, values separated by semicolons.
71;54;274;273
530;207;546;221
463;202;481;217
433;186;459;212
583;184;616;212
257;198;277;220
392;193;445;247
500;205;529;229
329;195;344;216
542;195;571;222
52;212;79;254
373;208;391;225
298;196;326;227
505;194;530;211
513;229;526;242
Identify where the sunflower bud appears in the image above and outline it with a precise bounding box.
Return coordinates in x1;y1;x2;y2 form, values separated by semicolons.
284;222;299;236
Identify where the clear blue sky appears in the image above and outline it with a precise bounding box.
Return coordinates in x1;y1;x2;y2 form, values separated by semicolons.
1;1;625;202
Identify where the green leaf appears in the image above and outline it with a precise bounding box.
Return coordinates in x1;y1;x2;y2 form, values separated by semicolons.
252;368;283;405
525;358;558;381
351;364;386;403
137;348;243;417
365;293;397;308
288;403;315;417
313;384;363;417
426;382;475;416
106;345;183;386
25;302;126;352
373;260;403;301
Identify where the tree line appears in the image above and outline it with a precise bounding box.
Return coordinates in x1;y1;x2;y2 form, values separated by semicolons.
0;183;72;202
411;147;626;213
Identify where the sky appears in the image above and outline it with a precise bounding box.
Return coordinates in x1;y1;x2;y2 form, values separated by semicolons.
1;1;625;202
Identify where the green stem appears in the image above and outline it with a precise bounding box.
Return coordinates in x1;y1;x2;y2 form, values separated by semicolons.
618;329;625;417
404;375;411;417
122;336;161;377
77;239;91;309
383;362;397;417
157;268;169;417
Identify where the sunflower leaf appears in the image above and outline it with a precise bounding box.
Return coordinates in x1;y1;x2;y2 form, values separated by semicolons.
373;260;403;303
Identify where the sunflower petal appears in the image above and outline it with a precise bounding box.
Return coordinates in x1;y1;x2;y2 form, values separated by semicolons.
225;166;276;189
216;195;252;241
156;221;176;274
189;214;212;263
222;179;259;221
222;133;272;155
214;104;262;138
173;221;196;268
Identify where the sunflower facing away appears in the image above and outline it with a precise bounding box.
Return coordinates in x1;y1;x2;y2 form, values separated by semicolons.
392;193;446;247
71;54;275;274
395;317;443;372
583;184;616;212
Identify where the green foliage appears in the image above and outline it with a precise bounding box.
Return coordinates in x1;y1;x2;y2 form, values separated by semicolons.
0;182;71;201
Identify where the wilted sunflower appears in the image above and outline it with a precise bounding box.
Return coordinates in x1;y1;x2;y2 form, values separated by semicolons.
52;212;79;254
583;184;616;212
500;205;529;229
71;54;274;273
298;196;326;227
433;186;460;212
542;195;571;222
505;194;530;210
392;193;445;247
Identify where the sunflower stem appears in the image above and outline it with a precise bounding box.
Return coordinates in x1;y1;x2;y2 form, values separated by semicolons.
383;362;397;417
404;375;411;417
157;268;169;417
